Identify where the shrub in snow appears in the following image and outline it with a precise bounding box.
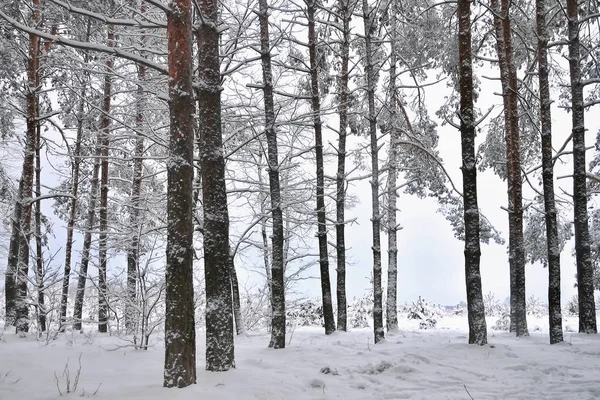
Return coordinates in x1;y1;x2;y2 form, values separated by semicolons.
287;299;323;327
320;366;339;375
407;296;441;321
492;308;510;331
483;292;503;317
526;295;547;317
566;295;578;316
419;318;437;329
348;294;372;328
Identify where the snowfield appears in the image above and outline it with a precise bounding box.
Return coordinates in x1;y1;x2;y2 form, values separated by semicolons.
1;316;599;400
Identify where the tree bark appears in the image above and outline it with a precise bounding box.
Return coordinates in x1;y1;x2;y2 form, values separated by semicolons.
163;0;197;387
196;0;235;371
60;22;91;330
335;0;352;333
161;0;198;386
491;0;528;337
536;0;563;344
362;0;384;344
258;0;286;349
15;0;41;334
458;0;487;345
97;24;114;334
385;12;399;333
566;0;597;334
229;253;245;335
34;108;45;332
307;0;336;335
4;182;22;327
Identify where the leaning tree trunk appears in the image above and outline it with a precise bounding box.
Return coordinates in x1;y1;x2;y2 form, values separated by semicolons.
458;0;487;345
362;0;384;344
15;0;41;334
163;0;197;388
196;0;235;371
97;24;114;334
491;0;528;337
335;0;352;333
385;0;399;332
566;0;597;334
306;0;336;335
228;253;245;335
258;0;286;349
536;0;563;344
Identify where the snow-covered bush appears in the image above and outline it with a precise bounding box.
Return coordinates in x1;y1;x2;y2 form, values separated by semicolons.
406;296;441;321
483;292;503;317
526;295;546;317
492;308;510;331
348;294;371;328
287;299;323;327
566;295;578;316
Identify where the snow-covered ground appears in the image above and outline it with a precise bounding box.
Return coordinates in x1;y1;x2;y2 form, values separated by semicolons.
1;316;599;400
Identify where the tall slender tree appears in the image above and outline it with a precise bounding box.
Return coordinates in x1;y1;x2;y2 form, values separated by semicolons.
490;0;528;337
566;0;597;334
535;0;563;344
458;0;487;345
257;0;286;348
306;0;336;335
362;0;384;344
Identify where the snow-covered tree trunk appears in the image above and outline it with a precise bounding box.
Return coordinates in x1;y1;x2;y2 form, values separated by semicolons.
566;0;597;334
97;24;114;334
307;0;336;335
385;1;399;332
34;111;45;332
490;0;528;337
362;0;384;344
196;0;235;370
61;23;91;330
335;0;352;333
258;0;286;349
5;181;22;326
536;0;563;344
73;138;102;332
228;253;245;335
458;0;487;345
15;0;41;334
163;0;197;387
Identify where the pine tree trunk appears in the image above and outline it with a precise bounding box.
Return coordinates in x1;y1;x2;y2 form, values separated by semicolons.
228;254;245;335
126;62;146;336
4;183;22;327
362;0;384;344
15;0;41;334
72;138;102;332
566;0;597;334
61;25;91;329
34;115;45;332
335;0;352;333
307;0;336;335
196;0;235;371
458;0;487;345
258;0;286;349
491;0;528;337
385;0;399;333
163;0;197;387
97;24;114;334
536;0;563;344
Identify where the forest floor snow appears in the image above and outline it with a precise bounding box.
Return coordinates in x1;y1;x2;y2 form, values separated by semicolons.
1;316;599;400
